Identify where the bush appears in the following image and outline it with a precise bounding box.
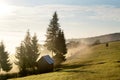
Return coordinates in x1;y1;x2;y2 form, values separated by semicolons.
0;73;18;80
92;40;101;46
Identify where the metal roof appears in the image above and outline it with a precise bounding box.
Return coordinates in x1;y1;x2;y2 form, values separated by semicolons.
43;55;54;64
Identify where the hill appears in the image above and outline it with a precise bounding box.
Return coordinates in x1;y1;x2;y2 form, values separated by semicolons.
10;41;120;80
67;32;120;45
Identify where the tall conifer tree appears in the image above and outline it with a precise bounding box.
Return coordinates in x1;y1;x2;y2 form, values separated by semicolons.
15;30;40;75
45;12;67;66
45;12;60;56
53;30;67;66
0;42;12;72
31;33;40;69
15;43;27;75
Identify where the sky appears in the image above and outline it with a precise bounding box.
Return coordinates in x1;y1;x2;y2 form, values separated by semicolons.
0;0;120;53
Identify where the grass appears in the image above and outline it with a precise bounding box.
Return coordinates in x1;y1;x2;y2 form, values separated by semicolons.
10;41;120;80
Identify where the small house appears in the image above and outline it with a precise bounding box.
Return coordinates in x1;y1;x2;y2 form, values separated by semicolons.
37;55;54;73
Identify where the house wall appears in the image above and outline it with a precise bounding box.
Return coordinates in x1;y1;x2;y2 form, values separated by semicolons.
37;58;53;73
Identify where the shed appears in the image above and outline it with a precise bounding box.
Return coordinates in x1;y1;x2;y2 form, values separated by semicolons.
37;55;54;73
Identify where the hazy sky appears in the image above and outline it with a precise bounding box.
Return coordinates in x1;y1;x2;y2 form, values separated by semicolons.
0;0;120;53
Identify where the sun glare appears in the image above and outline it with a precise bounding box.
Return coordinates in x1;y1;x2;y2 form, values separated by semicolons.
0;2;13;16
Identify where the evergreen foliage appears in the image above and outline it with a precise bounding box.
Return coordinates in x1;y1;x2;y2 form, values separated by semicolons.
15;43;27;75
45;12;67;66
15;30;40;75
0;42;12;72
55;30;67;55
31;33;40;67
45;12;60;54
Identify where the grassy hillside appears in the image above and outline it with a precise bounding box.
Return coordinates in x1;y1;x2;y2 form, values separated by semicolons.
10;41;120;80
67;33;120;45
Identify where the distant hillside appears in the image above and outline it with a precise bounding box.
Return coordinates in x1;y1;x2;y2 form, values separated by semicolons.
67;33;120;45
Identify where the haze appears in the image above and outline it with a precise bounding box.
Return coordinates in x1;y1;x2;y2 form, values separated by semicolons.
0;0;120;53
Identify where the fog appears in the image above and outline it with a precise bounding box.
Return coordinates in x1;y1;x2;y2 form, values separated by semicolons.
65;42;92;64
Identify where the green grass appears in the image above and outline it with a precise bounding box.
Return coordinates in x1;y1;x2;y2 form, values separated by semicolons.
10;41;120;80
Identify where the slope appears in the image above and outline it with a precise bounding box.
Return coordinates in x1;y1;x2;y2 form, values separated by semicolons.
10;41;120;80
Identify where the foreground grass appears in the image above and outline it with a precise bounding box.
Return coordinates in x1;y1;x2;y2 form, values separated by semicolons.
10;41;120;80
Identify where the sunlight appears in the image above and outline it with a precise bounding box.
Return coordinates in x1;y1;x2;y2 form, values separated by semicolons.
0;2;13;16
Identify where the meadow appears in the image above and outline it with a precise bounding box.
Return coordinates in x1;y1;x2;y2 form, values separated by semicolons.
10;41;120;80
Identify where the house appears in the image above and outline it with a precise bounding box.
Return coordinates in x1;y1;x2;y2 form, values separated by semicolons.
37;55;54;73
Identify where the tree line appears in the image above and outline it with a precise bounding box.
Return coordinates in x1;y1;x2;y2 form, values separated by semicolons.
0;12;67;76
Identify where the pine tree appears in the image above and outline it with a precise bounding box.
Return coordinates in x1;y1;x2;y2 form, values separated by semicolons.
45;12;67;66
15;30;40;75
53;30;67;66
0;42;12;72
23;30;33;69
31;33;40;70
56;30;67;55
45;12;60;56
15;43;27;75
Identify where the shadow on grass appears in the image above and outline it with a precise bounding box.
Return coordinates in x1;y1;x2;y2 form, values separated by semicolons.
60;63;93;70
96;62;106;65
55;62;93;72
116;60;120;63
56;63;96;74
62;70;96;73
55;61;107;73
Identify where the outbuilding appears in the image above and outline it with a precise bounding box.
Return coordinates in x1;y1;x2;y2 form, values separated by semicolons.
37;55;54;73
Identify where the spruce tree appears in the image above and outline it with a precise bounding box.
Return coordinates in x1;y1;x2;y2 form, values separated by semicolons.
56;30;67;55
0;42;12;72
15;43;27;75
45;12;60;56
31;33;40;70
15;30;40;75
45;12;67;66
53;30;67;66
23;30;33;69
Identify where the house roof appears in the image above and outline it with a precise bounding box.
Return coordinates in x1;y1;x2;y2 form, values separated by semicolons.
42;55;54;64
